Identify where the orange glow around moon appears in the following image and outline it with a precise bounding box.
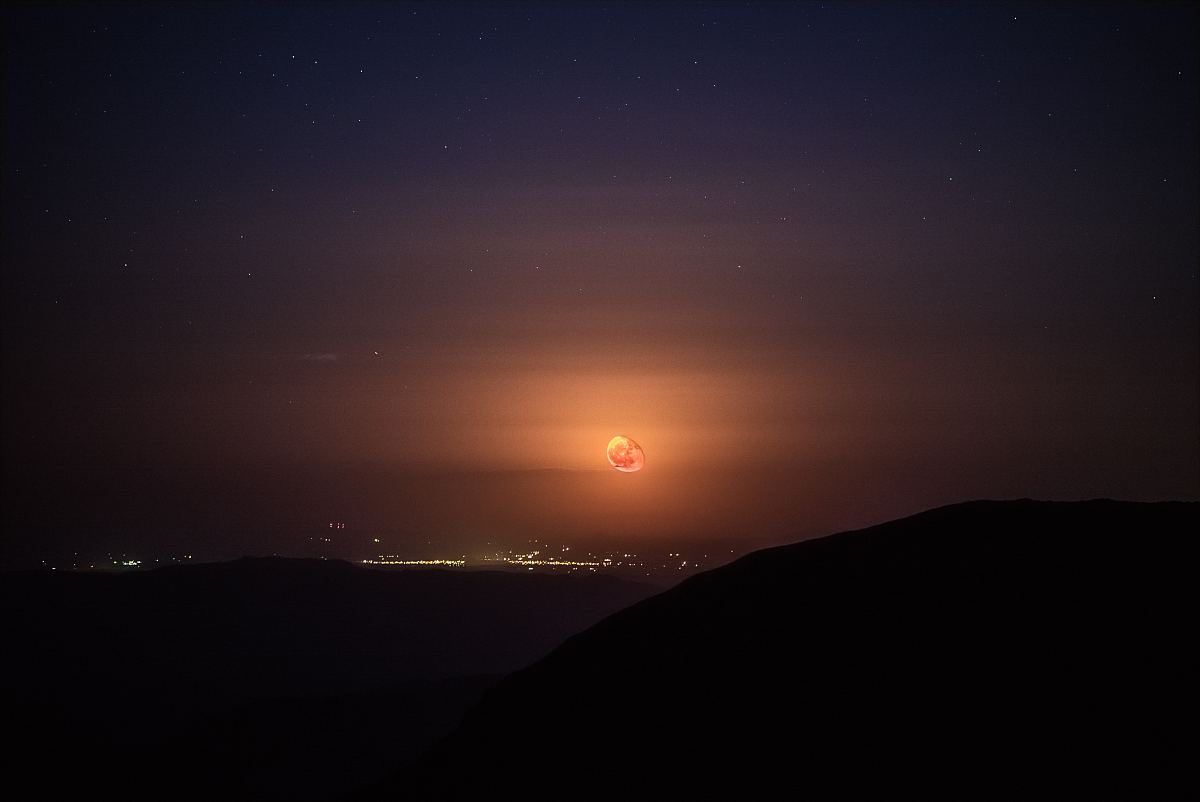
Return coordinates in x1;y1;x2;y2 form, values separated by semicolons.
606;435;645;472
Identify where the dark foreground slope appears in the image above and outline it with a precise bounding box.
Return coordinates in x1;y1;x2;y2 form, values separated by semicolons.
402;500;1196;799
1;559;657;801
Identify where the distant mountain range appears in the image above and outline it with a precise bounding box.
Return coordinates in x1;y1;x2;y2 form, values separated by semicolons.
392;500;1196;799
1;558;658;801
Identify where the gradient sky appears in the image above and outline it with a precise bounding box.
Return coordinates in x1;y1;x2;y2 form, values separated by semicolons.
2;2;1197;567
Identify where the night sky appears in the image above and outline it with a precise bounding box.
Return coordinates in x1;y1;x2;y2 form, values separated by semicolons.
2;3;1197;568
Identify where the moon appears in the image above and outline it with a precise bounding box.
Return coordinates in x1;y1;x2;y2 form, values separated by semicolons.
606;435;645;473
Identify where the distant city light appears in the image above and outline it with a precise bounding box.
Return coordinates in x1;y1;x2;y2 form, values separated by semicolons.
362;558;466;566
505;557;601;568
40;543;717;578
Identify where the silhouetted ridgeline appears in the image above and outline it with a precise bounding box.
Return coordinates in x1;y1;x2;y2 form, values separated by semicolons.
1;559;658;801
395;500;1196;800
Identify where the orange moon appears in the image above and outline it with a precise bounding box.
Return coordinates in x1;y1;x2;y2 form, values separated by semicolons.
606;435;645;472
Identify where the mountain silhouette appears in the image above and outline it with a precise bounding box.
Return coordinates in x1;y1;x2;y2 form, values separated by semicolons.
396;500;1195;799
2;558;657;801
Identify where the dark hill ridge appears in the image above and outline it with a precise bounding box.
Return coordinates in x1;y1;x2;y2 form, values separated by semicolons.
1;558;658;801
403;500;1196;799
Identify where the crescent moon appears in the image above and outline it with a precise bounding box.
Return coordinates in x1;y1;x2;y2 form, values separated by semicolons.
606;435;645;472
